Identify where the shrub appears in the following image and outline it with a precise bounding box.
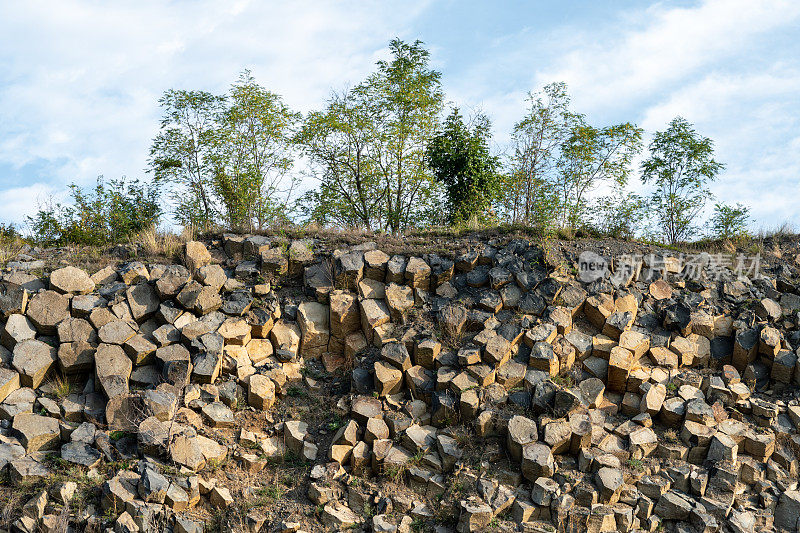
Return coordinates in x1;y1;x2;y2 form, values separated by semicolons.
27;176;160;246
591;186;647;239
709;202;750;240
0;223;24;263
0;223;20;241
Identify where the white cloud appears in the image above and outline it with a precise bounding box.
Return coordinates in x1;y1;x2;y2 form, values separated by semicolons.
537;0;800;113
442;1;797;150
639;70;800;132
637;67;800;227
1;0;798;230
445;0;800;228
0;182;66;228
0;0;431;224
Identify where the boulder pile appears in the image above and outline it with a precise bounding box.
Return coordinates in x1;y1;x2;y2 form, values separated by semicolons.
0;233;800;532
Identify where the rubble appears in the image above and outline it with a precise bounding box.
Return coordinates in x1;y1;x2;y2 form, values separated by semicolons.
0;234;797;531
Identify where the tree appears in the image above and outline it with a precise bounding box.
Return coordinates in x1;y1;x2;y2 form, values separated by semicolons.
366;38;444;232
150;72;299;230
0;222;20;242
295;88;386;229
149;90;224;229
211;71;299;230
504;82;576;229
426;108;500;225
710;202;750;240
502;82;642;233
296;39;443;232
555;121;643;229
641;116;724;244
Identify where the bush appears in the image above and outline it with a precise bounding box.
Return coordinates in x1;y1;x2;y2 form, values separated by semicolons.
28;176;160;246
709;202;750;240
0;223;24;263
0;223;21;242
591;186;647;239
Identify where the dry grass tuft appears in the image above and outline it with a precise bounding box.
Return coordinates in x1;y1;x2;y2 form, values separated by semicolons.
754;222;797;240
180;224;197;242
1;491;21;528
0;239;25;263
133;226;185;259
662;428;679;443
53;499;70;533
50;372;72;400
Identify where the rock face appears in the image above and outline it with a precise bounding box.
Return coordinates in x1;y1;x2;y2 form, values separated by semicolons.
95;343;132;398
26;290;69;335
0;367;20;403
374;361;402;396
775;491;800;531
2;313;36;348
13;413;60;452
248;374;275;409
50;266;95;294
184;241;212;272
1;234;800;532
457;498;492;532
297;301;329;357
521;443;555;480
0;281;28;318
385;283;414;323
12;339;56;388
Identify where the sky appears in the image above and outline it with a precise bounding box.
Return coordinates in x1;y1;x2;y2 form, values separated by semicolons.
0;0;798;232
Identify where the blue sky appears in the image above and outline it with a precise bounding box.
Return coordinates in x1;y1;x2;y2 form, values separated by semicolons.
1;0;798;231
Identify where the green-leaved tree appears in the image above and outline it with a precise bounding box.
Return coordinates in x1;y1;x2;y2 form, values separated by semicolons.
426;108;500;225
641;116;724;244
296;39;443;232
504;82;576;229
370;39;443;232
591;185;647;239
212;70;299;230
295;88;385;229
149;90;224;229
556;121;643;229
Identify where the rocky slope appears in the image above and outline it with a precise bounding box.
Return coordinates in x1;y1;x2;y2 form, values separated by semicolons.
0;232;799;532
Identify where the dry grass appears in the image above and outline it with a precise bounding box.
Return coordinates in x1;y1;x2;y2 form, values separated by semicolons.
51;499;70;533
437;322;464;352
180;224;197;242
687;222;798;257
0;490;22;528
754;221;798;240
0;478;50;530
381;460;410;485
0;238;25;263
49;372;72;400
662;428;679;443
206;504;251;533
133;226;185;259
